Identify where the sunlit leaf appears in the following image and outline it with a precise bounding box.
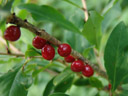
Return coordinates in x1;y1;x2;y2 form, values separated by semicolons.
82;11;103;49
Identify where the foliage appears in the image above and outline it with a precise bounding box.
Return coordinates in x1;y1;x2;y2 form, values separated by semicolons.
0;0;128;96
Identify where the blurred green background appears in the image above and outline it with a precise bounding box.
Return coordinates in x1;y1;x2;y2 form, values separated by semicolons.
0;0;128;96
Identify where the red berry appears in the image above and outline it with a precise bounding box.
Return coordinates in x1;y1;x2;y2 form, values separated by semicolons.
64;55;75;63
71;60;84;72
58;43;71;57
41;44;55;60
82;64;94;77
32;36;47;49
108;83;111;90
4;26;21;41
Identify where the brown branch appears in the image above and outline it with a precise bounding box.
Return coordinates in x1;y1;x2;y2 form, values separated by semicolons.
0;52;24;57
6;14;107;79
81;0;88;22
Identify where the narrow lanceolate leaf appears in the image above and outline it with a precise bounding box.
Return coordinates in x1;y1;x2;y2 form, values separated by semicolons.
104;22;128;91
53;67;74;93
0;0;14;26
43;77;55;96
54;73;74;92
74;78;90;86
1;0;14;11
49;93;69;96
53;67;73;86
82;11;103;49
0;64;33;96
25;47;40;58
89;77;103;89
19;4;80;33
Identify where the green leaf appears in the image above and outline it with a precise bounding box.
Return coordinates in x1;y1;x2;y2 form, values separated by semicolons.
18;10;29;19
119;84;128;96
69;10;85;29
19;4;80;33
25;45;41;58
95;92;100;96
63;31;89;53
122;76;128;84
102;2;121;33
43;77;55;96
20;28;34;44
0;21;6;35
1;0;14;11
43;71;74;95
49;93;69;96
120;90;128;96
63;0;82;9
121;0;128;9
74;78;90;86
82;11;103;49
0;0;14;24
53;67;74;86
82;46;94;58
89;77;103;89
0;64;33;96
54;73;74;92
104;22;128;91
32;63;52;77
24;63;37;74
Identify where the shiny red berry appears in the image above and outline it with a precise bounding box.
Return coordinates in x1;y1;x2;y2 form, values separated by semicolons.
32;36;47;49
71;60;84;72
82;64;94;77
41;44;55;60
4;26;21;41
58;43;71;57
64;55;75;63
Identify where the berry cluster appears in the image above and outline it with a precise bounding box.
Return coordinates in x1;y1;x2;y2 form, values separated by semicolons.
32;36;55;60
71;60;94;77
32;36;94;77
4;25;94;77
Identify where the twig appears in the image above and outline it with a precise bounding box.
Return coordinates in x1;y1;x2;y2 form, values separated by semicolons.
0;36;23;54
0;52;24;57
6;14;107;79
0;52;68;65
81;0;88;22
93;48;106;72
0;52;42;58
